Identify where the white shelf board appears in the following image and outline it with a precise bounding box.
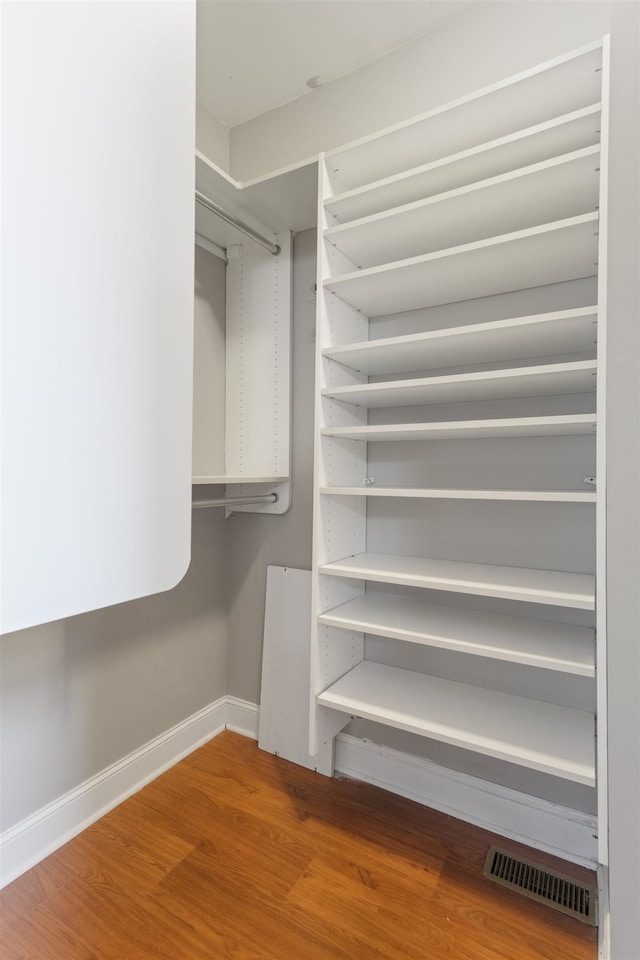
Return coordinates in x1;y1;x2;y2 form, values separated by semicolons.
320;486;596;503
323;214;599;317
319;594;595;676
317;661;595;785
192;475;287;485
324;41;602;192
323;308;597;376
322;360;596;409
325;105;601;223
319;553;595;610
321;414;597;443
242;157;319;233
195;151;281;250
324;147;600;269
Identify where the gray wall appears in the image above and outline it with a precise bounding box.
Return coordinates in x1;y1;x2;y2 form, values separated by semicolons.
0;507;227;832
605;3;640;957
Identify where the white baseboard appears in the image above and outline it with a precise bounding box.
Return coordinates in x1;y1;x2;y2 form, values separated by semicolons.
226;696;260;739
2;701;598;891
0;695;258;889
335;733;598;869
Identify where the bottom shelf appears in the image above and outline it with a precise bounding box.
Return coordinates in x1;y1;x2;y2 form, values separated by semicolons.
317;660;595;786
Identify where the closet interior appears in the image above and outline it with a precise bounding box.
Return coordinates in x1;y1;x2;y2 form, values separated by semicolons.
192;152;294;514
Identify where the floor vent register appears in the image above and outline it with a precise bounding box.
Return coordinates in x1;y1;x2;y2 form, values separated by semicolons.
482;845;597;926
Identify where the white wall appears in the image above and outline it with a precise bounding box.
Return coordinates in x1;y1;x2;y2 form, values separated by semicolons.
230;1;614;181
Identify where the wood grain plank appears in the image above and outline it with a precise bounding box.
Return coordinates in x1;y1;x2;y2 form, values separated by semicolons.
0;731;597;960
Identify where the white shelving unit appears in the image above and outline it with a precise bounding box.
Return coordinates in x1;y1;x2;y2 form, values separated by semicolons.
310;36;609;859
192;152;292;513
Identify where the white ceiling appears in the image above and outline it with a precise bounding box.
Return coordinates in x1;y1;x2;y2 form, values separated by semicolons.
196;1;481;128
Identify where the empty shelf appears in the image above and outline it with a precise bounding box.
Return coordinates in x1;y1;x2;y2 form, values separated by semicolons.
319;594;595;675
320;486;596;503
325;105;601;222
318;553;595;610
317;661;595;785
324;147;600;269
323;214;599;317
322;360;596;409
321;414;597;443
192;475;287;485
322;307;597;376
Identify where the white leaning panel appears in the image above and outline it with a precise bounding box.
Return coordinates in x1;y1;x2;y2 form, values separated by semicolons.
1;3;195;633
259;567;317;769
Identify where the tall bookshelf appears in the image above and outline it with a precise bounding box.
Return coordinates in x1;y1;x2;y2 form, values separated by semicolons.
310;38;609;860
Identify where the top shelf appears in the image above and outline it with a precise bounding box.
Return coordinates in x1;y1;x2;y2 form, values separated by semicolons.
324;41;602;193
325;105;601;224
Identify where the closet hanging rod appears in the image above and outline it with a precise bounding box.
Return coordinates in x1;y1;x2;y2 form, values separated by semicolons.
194;190;281;256
192;493;279;510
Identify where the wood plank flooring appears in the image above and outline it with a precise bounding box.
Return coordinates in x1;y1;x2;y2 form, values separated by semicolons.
0;731;597;960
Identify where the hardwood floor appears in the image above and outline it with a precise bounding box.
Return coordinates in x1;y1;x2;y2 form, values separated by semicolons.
0;731;597;959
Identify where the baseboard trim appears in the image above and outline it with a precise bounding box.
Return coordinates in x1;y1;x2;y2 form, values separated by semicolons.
226;696;260;739
2;702;598;889
335;733;598;869
0;696;257;889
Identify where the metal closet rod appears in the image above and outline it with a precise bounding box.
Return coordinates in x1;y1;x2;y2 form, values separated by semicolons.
194;190;281;257
192;493;278;509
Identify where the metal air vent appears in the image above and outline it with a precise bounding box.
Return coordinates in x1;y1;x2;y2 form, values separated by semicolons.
482;845;597;925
